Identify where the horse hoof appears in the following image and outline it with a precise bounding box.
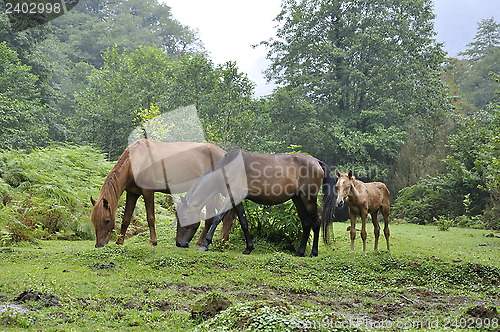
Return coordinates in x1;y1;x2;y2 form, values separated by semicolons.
149;241;157;247
294;252;305;257
242;247;254;255
197;246;208;252
309;252;318;257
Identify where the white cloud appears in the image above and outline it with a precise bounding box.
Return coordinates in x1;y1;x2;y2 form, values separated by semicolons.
164;0;281;96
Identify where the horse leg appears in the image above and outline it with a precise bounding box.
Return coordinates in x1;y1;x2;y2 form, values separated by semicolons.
198;212;225;251
233;203;254;255
349;210;357;253
360;210;368;254
142;190;157;246
196;196;217;245
220;209;236;242
292;195;310;257
116;191;140;245
382;203;391;252
372;211;380;251
304;197;320;257
195;217;212;246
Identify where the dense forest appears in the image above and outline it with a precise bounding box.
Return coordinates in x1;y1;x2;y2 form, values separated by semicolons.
0;0;499;245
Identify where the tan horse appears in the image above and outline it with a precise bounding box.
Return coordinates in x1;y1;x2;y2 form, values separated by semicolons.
334;170;390;253
90;139;232;248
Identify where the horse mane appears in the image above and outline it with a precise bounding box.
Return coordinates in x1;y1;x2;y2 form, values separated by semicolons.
96;146;131;214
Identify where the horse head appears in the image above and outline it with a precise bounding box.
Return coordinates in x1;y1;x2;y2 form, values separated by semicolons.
335;169;355;207
175;196;201;248
90;196;115;248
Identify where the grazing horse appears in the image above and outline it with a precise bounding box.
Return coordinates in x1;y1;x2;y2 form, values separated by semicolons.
176;150;337;257
333;170;390;253
90;139;233;248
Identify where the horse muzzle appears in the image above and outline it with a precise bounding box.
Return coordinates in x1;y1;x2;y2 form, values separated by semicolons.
176;241;189;248
95;237;110;248
336;199;344;208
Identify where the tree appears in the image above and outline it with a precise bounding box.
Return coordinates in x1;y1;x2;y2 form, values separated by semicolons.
0;6;53;105
75;47;260;159
262;0;449;177
48;0;202;69
453;18;500;111
75;46;176;158
34;0;205;144
459;18;500;62
0;42;48;148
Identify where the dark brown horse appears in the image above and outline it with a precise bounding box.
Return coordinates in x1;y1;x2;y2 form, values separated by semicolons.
90;139;233;248
332;170;390;253
176;150;337;256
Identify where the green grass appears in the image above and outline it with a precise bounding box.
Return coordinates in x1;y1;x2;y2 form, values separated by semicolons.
332;221;500;267
0;220;498;331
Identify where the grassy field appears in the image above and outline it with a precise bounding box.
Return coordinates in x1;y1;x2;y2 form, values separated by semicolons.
0;219;499;331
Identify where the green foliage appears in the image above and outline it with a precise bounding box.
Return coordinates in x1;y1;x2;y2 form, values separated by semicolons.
0;6;53;104
435;216;453;231
76;47;265;158
0;42;49;149
262;0;450;171
0;145;112;243
449;18;500;111
242;200;302;252
393;65;500;229
194;299;350;332
48;0;200;69
391;175;460;225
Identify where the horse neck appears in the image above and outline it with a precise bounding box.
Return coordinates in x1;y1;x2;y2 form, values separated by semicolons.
186;168;220;209
100;153;131;211
348;179;363;201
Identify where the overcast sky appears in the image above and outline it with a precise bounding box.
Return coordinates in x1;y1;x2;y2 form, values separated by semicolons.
165;0;500;97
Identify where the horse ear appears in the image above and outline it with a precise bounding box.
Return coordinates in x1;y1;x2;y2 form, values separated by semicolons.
103;198;109;209
91;196;96;206
335;169;341;178
348;169;353;179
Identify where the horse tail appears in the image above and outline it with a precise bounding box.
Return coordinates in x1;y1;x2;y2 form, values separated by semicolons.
220;208;236;242
318;160;336;244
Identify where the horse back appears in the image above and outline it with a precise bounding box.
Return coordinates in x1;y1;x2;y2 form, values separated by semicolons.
371;182;390;196
357;181;390;212
127;140;227;193
239;151;324;203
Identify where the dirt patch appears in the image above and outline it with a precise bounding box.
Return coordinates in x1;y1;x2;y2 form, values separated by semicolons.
88;261;118;271
155;300;175;311
191;293;232;319
13;291;60;307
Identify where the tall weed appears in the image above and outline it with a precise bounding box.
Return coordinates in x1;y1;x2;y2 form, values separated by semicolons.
0;145;112;243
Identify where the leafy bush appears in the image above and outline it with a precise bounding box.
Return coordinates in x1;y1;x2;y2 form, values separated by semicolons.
241;200;302;252
194;299;351;332
435;216;453;231
0;145;112;243
391;174;493;227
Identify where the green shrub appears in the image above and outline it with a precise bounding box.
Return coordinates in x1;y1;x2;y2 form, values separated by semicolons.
392;174;490;227
194;299;351;332
242;200;302;252
435;216;453;231
0;145;112;243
